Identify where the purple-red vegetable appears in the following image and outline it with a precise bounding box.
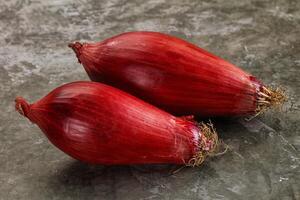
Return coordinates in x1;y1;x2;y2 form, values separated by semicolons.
15;81;217;166
69;31;285;117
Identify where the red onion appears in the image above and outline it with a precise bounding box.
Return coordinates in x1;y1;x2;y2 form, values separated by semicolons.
69;31;285;117
15;81;217;166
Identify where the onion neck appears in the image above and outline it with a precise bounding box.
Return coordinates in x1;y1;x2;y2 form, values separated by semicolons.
15;97;31;118
68;42;83;63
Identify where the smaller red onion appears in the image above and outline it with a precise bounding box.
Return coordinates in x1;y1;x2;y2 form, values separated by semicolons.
16;81;218;166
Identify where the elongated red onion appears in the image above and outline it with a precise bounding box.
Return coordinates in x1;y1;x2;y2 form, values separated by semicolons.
15;81;217;166
69;31;285;117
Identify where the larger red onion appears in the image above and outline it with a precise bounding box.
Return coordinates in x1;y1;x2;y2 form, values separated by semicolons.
15;81;217;166
69;31;285;117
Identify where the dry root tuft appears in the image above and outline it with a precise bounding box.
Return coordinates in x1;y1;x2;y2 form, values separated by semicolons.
186;121;227;167
255;86;287;116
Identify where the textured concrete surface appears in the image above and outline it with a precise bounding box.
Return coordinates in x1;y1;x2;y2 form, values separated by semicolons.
1;0;299;199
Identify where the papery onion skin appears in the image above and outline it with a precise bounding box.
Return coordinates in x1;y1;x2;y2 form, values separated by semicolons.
15;81;215;165
69;31;285;116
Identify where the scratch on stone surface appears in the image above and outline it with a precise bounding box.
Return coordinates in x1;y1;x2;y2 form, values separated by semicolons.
238;118;275;133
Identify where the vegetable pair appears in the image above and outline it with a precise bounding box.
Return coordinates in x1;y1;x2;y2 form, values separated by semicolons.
16;32;285;166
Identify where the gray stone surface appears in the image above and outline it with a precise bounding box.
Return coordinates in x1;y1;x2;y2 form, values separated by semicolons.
1;0;299;199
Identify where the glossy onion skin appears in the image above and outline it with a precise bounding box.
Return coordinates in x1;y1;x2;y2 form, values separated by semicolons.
17;82;202;165
71;31;262;116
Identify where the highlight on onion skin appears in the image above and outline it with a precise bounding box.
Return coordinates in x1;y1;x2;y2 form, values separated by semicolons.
15;81;218;166
69;31;286;117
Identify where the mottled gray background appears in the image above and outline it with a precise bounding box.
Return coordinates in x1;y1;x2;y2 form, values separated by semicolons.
0;0;299;199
